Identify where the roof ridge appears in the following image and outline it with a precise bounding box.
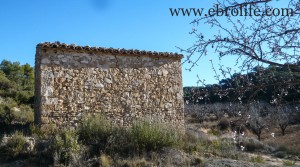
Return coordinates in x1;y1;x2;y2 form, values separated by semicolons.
37;42;184;59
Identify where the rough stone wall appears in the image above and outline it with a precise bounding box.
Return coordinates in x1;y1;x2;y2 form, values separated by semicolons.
35;43;184;128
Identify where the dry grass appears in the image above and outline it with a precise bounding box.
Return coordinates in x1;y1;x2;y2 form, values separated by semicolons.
263;124;300;156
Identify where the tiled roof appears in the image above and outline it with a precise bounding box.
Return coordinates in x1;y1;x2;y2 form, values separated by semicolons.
37;42;184;59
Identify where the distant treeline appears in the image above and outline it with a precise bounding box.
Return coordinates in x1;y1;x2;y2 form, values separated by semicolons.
184;64;300;105
0;60;34;105
0;60;34;130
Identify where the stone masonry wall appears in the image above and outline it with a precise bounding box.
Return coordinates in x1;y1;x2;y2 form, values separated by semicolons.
35;42;184;128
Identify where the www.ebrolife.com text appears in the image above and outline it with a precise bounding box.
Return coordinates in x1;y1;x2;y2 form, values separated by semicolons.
170;4;295;17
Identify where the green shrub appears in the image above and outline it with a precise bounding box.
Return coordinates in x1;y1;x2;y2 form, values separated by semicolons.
274;151;287;158
191;138;237;159
0;105;14;124
180;132;199;153
208;129;221;136
30;124;57;139
117;158;147;167
106;127;134;155
250;155;265;164
276;145;300;157
0;71;14;90
79;116;182;154
182;131;198;144
78;114;113;147
130;120;181;151
13;105;34;124
1;131;28;157
194;139;211;153
99;154;112;167
3;97;18;108
52;129;81;166
0;101;33;125
241;137;264;152
210;139;237;158
282;160;296;166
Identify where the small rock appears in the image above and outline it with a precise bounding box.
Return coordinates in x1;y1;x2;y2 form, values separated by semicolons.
81;60;89;64
95;83;104;88
165;103;172;109
104;78;112;84
61;58;68;63
41;58;50;64
58;55;65;58
162;69;169;76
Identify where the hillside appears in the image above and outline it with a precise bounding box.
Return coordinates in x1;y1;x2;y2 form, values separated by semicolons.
0;60;34;134
0;60;299;166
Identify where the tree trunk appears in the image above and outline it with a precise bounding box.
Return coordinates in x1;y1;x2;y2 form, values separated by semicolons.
258;134;261;141
257;130;262;141
280;125;287;136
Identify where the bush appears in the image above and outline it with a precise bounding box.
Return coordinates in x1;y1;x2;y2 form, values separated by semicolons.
218;118;230;131
250;155;265;164
274;151;287;158
180;132;201;154
130;120;181;151
0;105;14;124
116;158;147;167
282;160;296;166
52;129;81;166
0;131;29;157
99;154;112;167
30;124;57;139
191;138;237;159
106;128;133;155
78;116;182;155
208;129;221;136
78;114;113;147
3;97;18;108
0;101;33;125
210;139;238;158
13;105;34;124
240;137;264;152
276;145;300;157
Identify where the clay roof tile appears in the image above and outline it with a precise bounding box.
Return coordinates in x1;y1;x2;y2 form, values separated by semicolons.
37;42;183;59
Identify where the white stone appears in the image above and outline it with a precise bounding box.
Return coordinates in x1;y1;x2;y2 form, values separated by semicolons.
41;87;53;96
61;58;68;63
164;103;172;109
44;98;58;105
104;78;112;84
81;60;89;64
65;74;71;79
95;83;104;88
58;55;65;58
158;70;163;75
41;58;50;64
162;69;169;76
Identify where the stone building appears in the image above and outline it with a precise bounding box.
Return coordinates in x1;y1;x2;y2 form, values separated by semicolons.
35;42;184;128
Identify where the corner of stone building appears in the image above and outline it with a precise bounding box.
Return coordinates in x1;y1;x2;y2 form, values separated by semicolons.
34;46;43;126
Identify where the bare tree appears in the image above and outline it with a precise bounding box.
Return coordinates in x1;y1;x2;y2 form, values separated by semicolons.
247;102;269;140
181;0;300;102
210;103;226;120
273;105;292;136
184;104;207;123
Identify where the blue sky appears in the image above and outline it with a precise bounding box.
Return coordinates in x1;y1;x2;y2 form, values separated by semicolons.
0;0;289;86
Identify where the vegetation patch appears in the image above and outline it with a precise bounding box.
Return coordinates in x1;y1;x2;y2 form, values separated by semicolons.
282;159;296;166
250;155;265;164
